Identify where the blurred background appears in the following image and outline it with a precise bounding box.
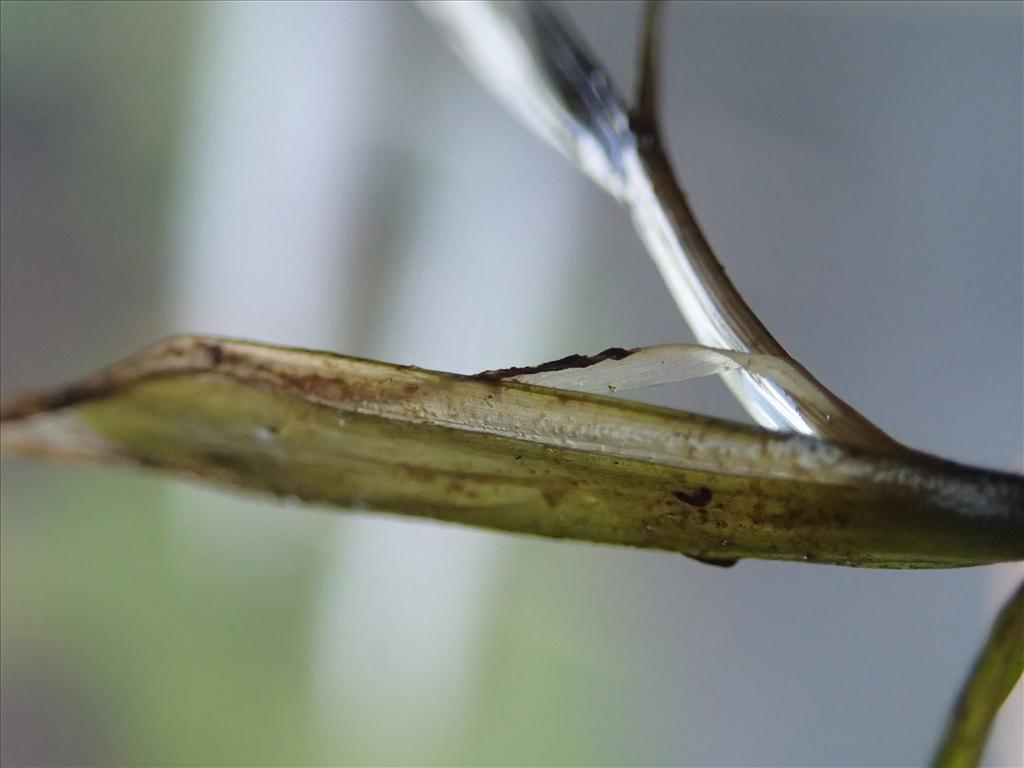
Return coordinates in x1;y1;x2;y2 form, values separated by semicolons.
1;1;1021;765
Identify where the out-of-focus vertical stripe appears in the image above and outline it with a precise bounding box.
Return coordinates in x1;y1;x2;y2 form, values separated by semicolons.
163;1;590;759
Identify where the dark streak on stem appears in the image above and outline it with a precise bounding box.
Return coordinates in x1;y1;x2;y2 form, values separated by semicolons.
476;347;635;382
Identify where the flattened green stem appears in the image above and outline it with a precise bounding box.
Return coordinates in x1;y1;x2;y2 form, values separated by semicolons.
933;581;1024;767
1;336;1020;568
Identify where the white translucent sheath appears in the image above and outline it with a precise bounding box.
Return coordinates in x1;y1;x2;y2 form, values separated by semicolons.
421;1;891;449
512;345;754;393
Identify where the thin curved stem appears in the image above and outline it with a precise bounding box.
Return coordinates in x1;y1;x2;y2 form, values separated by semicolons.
422;0;896;451
932;581;1024;767
633;0;662;132
628;0;895;448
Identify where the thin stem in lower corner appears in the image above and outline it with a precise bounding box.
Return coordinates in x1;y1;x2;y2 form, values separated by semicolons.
932;581;1024;768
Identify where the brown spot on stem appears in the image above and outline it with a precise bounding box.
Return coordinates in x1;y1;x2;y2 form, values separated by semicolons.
205;342;225;366
674;487;712;507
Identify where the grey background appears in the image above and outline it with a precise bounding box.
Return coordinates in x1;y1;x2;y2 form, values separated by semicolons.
2;2;1021;765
